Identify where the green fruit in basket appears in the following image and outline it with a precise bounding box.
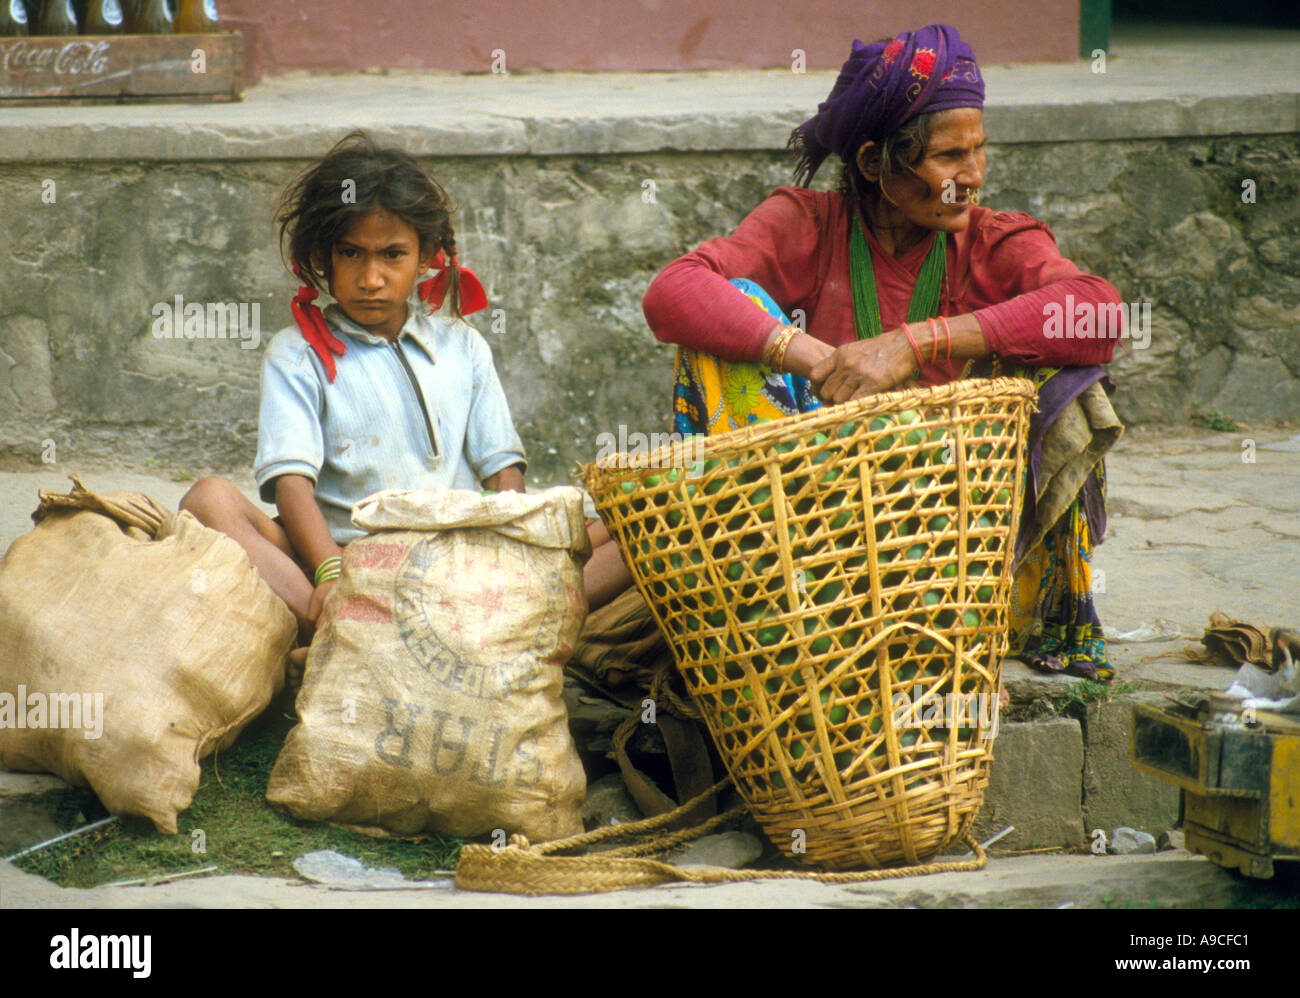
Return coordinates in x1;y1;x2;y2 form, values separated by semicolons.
828;704;849;725
702;665;718;684
963;610;981;630
620;480;636;495
645;473;661;488
811;579;844;605
834;750;853;772
805;621;832;656
976;584;994;602
897;409;927;448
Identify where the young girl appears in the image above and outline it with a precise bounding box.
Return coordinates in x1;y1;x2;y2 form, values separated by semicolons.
181;131;527;680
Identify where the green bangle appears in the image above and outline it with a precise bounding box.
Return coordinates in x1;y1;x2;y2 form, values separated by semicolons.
314;556;342;586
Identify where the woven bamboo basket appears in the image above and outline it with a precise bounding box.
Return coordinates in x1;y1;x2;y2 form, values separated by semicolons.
581;377;1036;870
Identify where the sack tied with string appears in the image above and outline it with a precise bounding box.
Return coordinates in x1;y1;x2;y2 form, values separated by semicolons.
0;477;296;834
267;486;591;843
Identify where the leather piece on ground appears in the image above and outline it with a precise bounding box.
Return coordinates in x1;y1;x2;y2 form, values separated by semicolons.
1184;611;1271;670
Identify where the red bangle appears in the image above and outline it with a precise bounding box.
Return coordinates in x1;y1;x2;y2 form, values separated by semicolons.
938;316;952;361
926;318;940;365
900;322;924;375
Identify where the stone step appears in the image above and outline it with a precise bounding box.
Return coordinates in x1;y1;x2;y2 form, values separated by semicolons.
973;691;1181;852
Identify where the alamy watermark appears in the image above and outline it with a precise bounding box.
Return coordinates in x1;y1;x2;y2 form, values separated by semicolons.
892;683;999;740
0;686;103;740
594;425;707;474
151;294;261;350
1042;295;1151;350
50;929;150;978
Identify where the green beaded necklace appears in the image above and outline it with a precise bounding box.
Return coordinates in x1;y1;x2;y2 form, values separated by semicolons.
849;215;947;340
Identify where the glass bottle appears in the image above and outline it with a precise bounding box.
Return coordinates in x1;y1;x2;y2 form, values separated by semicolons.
131;0;171;33
174;0;215;32
0;0;30;36
37;0;79;34
83;0;124;32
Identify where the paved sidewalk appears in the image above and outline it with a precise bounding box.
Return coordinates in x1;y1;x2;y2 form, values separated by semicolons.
3;22;1297;162
3;846;1295;909
1;423;1296;907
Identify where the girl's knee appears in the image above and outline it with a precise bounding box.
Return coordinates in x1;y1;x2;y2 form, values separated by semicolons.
179;477;241;522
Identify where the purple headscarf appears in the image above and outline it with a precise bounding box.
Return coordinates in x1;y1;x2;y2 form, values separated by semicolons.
791;25;985;185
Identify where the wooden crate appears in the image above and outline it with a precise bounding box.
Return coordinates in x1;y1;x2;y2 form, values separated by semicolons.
1131;700;1300;878
0;32;242;103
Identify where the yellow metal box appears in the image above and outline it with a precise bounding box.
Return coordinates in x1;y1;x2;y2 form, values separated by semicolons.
1130;698;1300;878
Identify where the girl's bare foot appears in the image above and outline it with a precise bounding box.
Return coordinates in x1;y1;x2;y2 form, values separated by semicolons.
998;681;1010;710
287;645;310;690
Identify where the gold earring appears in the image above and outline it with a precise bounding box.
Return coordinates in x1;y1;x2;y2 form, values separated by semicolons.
966;187;980;206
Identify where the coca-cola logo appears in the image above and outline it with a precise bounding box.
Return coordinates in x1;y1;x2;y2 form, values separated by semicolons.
3;40;111;77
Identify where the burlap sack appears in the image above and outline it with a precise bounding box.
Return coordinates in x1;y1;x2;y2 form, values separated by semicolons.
0;477;296;834
267;486;591;843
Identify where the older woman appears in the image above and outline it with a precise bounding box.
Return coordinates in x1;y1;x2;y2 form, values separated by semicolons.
587;25;1122;681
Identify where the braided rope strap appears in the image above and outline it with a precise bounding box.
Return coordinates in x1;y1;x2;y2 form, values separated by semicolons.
454;778;987;896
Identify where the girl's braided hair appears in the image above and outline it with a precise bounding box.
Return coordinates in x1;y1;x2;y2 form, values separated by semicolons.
277;130;463;316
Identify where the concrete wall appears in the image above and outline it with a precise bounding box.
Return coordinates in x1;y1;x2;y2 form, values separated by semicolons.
2;130;1296;484
219;0;1078;81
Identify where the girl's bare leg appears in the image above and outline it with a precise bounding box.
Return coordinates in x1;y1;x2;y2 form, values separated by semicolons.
584;519;633;612
179;477;314;631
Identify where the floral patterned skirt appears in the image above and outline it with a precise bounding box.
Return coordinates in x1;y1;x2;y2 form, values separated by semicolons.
670;279;1113;681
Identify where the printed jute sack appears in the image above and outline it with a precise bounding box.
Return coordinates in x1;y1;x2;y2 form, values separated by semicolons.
0;477;296;833
267;486;591;843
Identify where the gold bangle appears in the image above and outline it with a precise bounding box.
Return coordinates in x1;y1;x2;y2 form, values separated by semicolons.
761;326;786;368
763;326;797;373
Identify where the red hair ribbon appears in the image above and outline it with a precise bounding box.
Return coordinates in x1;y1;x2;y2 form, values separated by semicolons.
290;263;347;383
418;250;488;316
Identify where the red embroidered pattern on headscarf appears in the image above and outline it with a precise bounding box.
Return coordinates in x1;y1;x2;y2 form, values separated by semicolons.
791;24;985;186
417;250;489;316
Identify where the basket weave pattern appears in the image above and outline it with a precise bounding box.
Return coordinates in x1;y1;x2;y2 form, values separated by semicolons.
583;378;1035;869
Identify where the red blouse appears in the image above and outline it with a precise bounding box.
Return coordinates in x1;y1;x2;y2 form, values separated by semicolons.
642;187;1121;384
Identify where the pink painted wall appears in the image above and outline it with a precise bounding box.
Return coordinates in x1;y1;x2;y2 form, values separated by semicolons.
220;1;1078;83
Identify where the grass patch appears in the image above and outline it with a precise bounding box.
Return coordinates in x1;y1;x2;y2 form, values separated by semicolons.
1054;678;1141;717
13;710;463;889
1198;409;1238;432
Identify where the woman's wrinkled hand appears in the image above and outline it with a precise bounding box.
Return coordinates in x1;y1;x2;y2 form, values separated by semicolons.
809;329;918;404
